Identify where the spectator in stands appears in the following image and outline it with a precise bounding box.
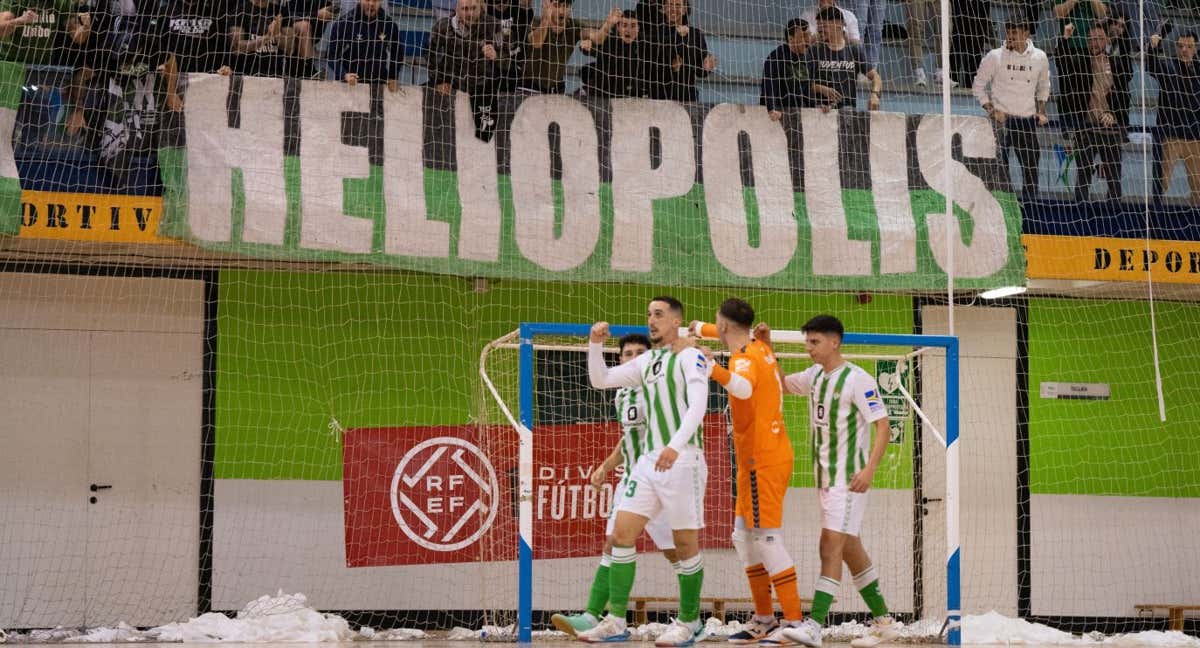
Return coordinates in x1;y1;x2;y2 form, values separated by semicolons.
907;0;953;87
760;18;814;118
162;0;233;113
972;16;1049;201
62;0;164;187
852;0;885;68
1054;0;1108;46
1052;0;1107;127
809;6;881;111
656;0;715;103
519;0;582;94
1099;14;1133;133
1147;30;1200;205
0;0;89;64
579;8;646;98
1109;0;1155;51
230;0;294;78
800;0;860;46
489;0;532;93
280;0;336;78
948;0;991;86
1063;22;1123;202
427;0;510;95
326;0;402;89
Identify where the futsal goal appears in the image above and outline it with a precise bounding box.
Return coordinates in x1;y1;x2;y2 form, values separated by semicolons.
479;322;962;644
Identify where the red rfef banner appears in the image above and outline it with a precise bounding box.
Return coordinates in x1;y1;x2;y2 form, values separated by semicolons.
344;418;732;568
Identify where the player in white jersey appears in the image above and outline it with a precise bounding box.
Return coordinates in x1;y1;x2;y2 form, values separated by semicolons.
578;296;712;647
764;315;900;648
551;333;678;639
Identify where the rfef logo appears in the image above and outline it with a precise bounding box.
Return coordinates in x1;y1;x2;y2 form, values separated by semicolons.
389;437;498;552
343;426;514;567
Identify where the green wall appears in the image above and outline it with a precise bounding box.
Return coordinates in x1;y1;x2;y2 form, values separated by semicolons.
215;271;1200;499
1028;298;1200;497
215;269;914;486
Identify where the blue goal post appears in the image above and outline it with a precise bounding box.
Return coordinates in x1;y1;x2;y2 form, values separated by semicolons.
512;322;960;645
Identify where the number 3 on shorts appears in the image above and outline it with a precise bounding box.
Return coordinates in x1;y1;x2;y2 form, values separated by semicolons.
625;480;637;498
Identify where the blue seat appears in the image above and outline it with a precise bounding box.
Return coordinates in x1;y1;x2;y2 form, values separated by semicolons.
401;30;430;59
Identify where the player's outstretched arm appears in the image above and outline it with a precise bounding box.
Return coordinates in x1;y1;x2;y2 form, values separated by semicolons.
587;321;643;389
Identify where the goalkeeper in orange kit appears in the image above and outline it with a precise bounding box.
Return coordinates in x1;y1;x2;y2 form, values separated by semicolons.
690;298;806;645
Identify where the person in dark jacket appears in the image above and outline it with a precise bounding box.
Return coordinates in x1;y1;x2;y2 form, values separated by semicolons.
1099;13;1133;132
426;0;510;94
1147;30;1200;204
760;18;813;118
326;0;403;89
580;8;646;98
427;0;511;141
637;0;713;102
488;0;531;92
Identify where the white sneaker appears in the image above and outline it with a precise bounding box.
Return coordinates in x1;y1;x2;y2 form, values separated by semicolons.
934;68;959;88
655;618;705;647
850;616;901;648
915;68;928;87
729;617;779;644
780;618;822;648
576;614;630;643
759;622;804;645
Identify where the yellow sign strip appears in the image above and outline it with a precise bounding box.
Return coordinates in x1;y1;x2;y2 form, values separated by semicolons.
17;190;171;244
1023;234;1200;285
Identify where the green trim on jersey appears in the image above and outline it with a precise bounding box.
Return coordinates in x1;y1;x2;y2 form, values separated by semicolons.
810;364;880;489
636;347;702;455
827;368;852;487
846;402;859;477
616;386;646;475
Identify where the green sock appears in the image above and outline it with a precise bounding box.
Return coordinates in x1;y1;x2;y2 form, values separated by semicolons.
608;546;637;618
858;580;889;618
811;576;839;625
585;556;611;618
677;555;704;623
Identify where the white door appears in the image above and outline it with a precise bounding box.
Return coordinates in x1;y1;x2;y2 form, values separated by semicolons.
920;305;1018;620
0;329;91;628
0;274;203;628
85;329;202;626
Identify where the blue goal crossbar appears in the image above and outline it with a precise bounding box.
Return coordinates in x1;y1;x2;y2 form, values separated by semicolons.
514;322;960;645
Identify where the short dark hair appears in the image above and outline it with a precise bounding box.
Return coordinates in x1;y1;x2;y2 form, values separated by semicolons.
621;8;637;19
814;6;843;23
618;333;651;352
1089;21;1108;34
786;18;809;39
650;295;684;316
1180;30;1199;42
1005;17;1032;33
802;314;844;340
718;297;755;329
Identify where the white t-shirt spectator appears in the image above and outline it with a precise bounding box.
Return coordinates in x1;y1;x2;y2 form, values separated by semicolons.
800;4;862;43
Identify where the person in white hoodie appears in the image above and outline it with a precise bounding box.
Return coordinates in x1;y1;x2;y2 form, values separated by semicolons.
972;16;1050;201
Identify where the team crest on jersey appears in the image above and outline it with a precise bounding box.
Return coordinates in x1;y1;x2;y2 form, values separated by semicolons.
733;358;751;373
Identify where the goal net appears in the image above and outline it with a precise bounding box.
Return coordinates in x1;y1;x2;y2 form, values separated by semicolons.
478;323;964;643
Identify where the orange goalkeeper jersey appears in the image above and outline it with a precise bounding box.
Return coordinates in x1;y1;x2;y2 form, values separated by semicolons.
698;324;793;472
